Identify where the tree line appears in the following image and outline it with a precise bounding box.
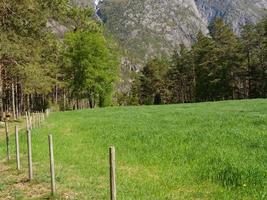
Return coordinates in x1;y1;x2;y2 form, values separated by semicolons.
1;0;266;120
0;0;119;120
125;18;267;105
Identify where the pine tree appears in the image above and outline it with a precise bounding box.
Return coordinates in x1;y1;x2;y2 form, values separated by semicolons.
139;58;168;105
209;18;242;100
167;45;195;103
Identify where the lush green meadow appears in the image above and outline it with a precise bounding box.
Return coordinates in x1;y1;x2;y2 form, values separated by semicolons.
0;99;267;199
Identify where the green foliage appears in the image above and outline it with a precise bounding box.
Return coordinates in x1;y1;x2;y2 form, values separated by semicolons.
134;18;267;105
139;58;169;105
240;18;267;98
0;0;120;110
0;0;64;94
167;45;195;103
62;27;119;107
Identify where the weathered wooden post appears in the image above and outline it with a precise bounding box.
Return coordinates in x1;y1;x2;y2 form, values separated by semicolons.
16;107;19;119
31;113;34;129
27;129;33;180
36;112;39;128
26;112;29;130
35;112;38;128
42;112;45;122
48;134;56;195
109;146;116;200
15;126;21;170
38;112;41;127
40;111;43;123
5;120;10;161
46;109;50;117
28;111;32;129
33;112;36;128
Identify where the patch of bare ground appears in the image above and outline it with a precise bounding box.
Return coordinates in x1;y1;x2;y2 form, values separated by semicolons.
0;161;77;199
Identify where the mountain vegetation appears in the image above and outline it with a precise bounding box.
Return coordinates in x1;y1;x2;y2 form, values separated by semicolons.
98;0;267;62
123;18;267;105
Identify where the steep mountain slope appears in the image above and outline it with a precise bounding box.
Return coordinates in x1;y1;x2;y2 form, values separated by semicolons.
195;0;267;33
75;0;266;62
99;0;209;62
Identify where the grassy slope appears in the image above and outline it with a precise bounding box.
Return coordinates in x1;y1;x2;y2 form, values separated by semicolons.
0;99;266;199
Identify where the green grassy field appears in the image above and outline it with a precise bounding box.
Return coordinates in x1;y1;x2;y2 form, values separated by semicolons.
0;99;266;199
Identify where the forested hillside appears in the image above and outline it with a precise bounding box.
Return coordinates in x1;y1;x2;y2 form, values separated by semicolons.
0;0;119;120
121;18;267;105
0;0;266;119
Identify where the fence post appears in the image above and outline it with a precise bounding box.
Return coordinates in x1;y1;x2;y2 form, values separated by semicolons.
36;112;38;128
27;129;33;180
5;120;10;161
16;107;19;119
38;112;41;127
28;111;32;130
15;126;21;170
109;146;116;200
26;112;29;130
36;112;39;128
34;112;36;128
32;113;35;129
48;134;56;195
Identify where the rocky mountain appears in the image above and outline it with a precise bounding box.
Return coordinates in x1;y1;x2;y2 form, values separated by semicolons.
195;0;267;33
98;0;209;62
75;0;267;62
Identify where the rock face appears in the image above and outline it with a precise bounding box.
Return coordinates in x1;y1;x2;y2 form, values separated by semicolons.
75;0;267;62
99;0;209;62
98;0;267;62
195;0;267;34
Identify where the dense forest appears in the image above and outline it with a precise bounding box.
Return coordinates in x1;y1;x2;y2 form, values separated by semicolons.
0;0;119;120
0;0;266;120
123;18;267;105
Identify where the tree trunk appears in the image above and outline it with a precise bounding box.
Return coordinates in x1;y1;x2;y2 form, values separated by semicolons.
63;89;66;111
55;85;58;105
0;64;3;121
88;96;93;109
12;81;16;120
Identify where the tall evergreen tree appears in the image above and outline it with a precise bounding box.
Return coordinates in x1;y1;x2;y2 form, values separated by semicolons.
167;45;195;103
139;58;168;105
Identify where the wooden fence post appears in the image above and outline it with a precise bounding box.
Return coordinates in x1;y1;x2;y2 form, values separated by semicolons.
38;112;41;127
5;120;10;161
48;134;56;195
16;107;19;119
109;146;116;200
27;129;33;180
15;126;21;170
32;113;34;129
33;112;36;128
28;111;32;130
36;112;39;128
35;112;38;128
26;112;29;130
